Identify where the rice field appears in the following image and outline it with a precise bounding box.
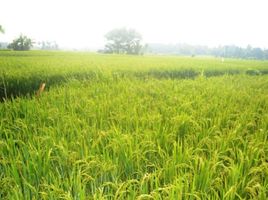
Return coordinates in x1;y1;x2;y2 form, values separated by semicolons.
0;51;268;199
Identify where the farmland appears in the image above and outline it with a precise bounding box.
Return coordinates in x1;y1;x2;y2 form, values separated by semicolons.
0;51;268;199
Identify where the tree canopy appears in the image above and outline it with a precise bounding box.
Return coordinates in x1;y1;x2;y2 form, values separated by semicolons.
8;35;33;51
104;28;144;55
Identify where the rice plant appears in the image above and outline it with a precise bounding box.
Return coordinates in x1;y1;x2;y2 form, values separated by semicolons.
0;51;268;199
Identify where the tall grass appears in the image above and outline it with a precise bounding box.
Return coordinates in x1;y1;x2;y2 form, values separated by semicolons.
1;51;268;100
0;51;268;199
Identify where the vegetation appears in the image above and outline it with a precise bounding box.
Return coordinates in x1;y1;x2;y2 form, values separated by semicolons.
0;25;5;49
7;35;33;51
1;51;268;100
0;25;4;34
104;28;144;55
0;51;268;199
37;41;59;50
148;43;268;60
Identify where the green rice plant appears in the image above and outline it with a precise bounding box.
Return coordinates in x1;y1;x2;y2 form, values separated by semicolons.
0;52;268;199
1;51;268;100
245;69;262;76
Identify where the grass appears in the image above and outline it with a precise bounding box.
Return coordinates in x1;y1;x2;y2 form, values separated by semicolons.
1;51;268;100
0;51;268;199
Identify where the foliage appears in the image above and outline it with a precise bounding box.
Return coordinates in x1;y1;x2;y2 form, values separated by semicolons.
104;28;144;55
7;34;33;51
37;41;59;50
245;68;261;76
0;25;4;49
1;51;268;100
148;43;268;60
0;51;268;199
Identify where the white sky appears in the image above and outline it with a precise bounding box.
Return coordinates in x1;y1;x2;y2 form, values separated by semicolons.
1;0;268;49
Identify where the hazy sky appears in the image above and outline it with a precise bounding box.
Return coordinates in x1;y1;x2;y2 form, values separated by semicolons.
1;0;268;49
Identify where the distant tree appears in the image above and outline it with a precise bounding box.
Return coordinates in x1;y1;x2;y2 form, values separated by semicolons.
0;25;4;34
147;43;268;60
0;25;5;48
264;50;268;60
104;28;144;55
8;35;33;51
251;48;264;60
38;41;59;50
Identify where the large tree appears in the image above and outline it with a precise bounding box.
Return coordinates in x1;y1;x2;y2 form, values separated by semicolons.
105;28;144;55
8;34;33;51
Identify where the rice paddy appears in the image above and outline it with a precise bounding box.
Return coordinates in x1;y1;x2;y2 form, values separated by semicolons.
0;51;268;199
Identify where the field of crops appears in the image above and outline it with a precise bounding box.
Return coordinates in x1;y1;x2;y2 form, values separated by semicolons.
0;51;268;199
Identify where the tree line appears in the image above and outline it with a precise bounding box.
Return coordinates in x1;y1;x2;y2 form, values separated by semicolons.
147;43;268;60
1;24;268;60
0;25;58;51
